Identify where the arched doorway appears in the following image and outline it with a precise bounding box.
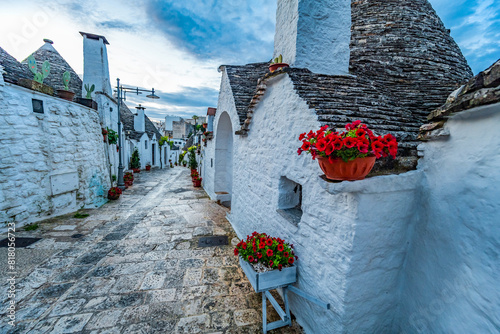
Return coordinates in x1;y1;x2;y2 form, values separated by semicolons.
214;112;233;208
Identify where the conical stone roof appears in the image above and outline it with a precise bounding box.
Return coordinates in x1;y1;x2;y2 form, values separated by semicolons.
0;47;32;84
22;39;83;98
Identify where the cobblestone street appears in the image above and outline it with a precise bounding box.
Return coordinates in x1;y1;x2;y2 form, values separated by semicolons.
1;167;303;334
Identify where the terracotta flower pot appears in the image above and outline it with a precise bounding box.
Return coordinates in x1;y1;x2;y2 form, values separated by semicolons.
269;63;289;72
108;193;120;200
146;165;151;171
125;180;133;187
56;89;75;101
317;156;376;181
133;168;141;173
193;179;202;187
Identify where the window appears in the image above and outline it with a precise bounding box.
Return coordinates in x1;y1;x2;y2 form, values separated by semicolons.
32;99;44;113
145;140;148;149
277;176;303;226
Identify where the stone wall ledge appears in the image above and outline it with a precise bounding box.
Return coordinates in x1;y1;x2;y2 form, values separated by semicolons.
319;170;422;195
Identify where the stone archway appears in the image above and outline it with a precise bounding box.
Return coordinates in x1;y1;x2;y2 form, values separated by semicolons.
214;111;233;208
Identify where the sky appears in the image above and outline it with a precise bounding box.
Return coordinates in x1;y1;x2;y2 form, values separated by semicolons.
0;0;498;122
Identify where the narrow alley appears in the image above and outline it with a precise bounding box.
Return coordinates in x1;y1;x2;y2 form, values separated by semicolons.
1;168;303;333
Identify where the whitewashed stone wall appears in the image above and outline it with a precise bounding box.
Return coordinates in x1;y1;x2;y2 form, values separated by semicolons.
274;0;351;75
400;102;500;333
0;83;110;225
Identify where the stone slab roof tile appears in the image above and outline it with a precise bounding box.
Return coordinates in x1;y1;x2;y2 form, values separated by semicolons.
222;62;270;125
0;47;33;84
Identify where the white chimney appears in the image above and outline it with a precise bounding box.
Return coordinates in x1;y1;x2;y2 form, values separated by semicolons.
134;104;145;132
273;0;351;75
80;32;112;97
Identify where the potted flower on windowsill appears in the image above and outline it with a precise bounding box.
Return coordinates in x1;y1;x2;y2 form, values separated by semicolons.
107;187;122;200
234;232;297;292
297;121;398;181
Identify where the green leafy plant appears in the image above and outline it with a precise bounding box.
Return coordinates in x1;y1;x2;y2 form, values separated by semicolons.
84;83;95;99
188;146;198;169
62;71;71;90
130;148;141;169
74;212;89;219
270;54;283;65
112;175;117;182
106;128;118;145
24;223;39;231
27;55;50;84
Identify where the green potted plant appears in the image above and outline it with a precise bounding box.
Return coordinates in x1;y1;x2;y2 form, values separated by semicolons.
188;146;198;172
269;54;289;72
124;172;134;187
298;121;398;181
130;148;141;173
107;187;122;200
18;55;53;95
192;175;202;187
77;84;97;109
56;71;75;101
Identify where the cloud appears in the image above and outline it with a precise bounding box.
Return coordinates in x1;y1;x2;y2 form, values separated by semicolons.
97;20;135;31
144;0;276;63
430;0;500;74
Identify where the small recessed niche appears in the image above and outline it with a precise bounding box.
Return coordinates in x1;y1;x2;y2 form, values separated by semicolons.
32;99;44;113
277;176;303;226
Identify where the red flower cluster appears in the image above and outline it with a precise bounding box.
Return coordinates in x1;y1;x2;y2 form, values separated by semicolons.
108;187;122;196
297;121;398;162
234;232;297;271
124;172;134;182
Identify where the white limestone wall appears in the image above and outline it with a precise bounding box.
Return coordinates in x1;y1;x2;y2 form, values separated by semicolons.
202;69;238;201
274;0;351;75
224;74;420;333
399;102;500;333
0;83;110;226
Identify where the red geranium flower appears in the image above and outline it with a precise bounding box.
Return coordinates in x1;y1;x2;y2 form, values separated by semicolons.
288;257;295;264
277;244;284;252
299;133;306;141
316;139;328;152
266;239;273;246
343;137;357;148
266;249;273;257
324;143;334;156
259;241;266;249
248;255;254;262
257;252;262;259
301;141;311;151
332;139;343;150
242;242;247;250
234;248;238;256
357;141;369;154
284;251;289;257
269;260;274;267
278;264;283;271
356;128;366;137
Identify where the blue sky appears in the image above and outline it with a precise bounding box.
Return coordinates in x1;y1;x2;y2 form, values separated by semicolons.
0;0;498;121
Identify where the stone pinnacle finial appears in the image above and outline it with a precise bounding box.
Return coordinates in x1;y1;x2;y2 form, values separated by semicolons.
43;38;53;44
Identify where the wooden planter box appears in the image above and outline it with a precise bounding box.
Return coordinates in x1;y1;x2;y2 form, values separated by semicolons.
239;257;296;293
18;78;54;95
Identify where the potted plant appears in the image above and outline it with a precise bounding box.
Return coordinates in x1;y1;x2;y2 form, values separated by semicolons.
269;54;289;72
124;172;134;187
182;161;187;167
77;84;97;109
18;55;53;95
145;162;152;171
234;232;297;292
56;71;75;101
202;123;207;129
130;148;141;173
107;187;122;200
192;175;202;187
169;159;173;168
298;121;398;181
188;146;198;171
106;128;118;145
191;170;199;180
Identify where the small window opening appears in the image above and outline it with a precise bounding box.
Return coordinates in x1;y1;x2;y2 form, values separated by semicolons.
32;99;44;113
145;140;148;149
277;176;303;226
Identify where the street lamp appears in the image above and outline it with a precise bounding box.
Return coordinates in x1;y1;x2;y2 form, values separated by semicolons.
115;78;160;190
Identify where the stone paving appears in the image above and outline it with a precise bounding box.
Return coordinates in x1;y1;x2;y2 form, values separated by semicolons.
1;167;304;333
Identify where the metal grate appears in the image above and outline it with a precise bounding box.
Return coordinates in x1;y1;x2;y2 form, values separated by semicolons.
198;236;228;248
0;237;41;248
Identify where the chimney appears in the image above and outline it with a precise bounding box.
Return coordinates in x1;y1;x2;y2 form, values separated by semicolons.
273;0;351;75
80;32;112;97
134;104;146;132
